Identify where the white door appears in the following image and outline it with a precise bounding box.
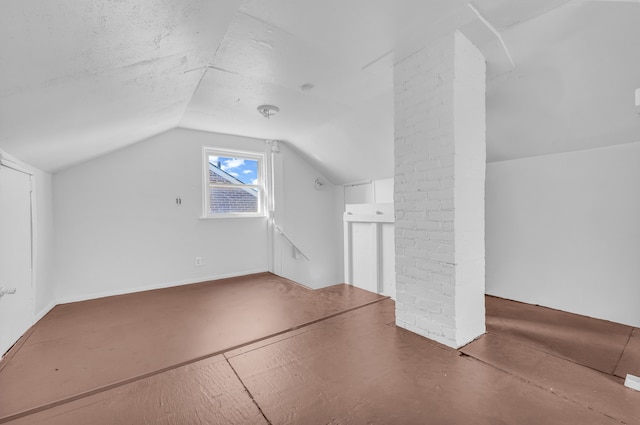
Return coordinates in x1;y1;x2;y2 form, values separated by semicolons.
0;164;34;356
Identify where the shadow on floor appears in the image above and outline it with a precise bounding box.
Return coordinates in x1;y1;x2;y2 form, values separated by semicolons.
1;274;638;424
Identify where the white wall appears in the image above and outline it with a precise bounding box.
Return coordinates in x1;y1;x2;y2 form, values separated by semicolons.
271;143;344;289
53;128;269;302
486;142;640;327
53;128;345;302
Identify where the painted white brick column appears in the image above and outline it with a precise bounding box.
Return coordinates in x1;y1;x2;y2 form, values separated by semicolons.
393;31;486;348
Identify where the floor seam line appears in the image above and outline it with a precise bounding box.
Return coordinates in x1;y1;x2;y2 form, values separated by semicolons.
224;297;390;359
0;298;389;424
613;328;634;376
225;328;314;359
484;331;621;376
459;349;627;425
0;325;38;374
282;297;390;332
225;355;272;425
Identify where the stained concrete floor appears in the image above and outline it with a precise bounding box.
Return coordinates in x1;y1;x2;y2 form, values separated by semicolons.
0;273;638;424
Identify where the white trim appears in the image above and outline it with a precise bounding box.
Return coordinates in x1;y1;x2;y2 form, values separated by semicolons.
344;203;395;223
625;374;640;392
266;141;277;275
467;4;515;70
199;214;268;220
0;150;34;176
202;146;267;218
343;204;395;293
344;180;372;187
274;225;310;261
34;300;57;323
344;220;353;284
0;155;53;336
0;163;37;356
55;269;270;305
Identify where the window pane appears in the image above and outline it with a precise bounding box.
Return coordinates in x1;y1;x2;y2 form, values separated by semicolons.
208;155;259;185
209;186;259;214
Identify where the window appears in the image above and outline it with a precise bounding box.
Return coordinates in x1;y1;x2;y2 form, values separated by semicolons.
202;148;266;218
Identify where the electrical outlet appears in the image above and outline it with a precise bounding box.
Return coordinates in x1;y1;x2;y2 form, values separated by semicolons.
194;257;202;267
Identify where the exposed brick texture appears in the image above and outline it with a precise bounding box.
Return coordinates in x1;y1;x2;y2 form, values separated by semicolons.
393;31;486;348
209;170;258;214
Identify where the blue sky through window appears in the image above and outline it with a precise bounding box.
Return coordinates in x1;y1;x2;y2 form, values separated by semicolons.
209;155;258;185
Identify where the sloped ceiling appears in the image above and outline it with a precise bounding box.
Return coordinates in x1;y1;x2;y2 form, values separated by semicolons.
0;0;242;171
1;0;639;184
486;0;640;162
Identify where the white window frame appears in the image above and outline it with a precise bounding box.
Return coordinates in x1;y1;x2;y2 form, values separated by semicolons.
202;147;267;219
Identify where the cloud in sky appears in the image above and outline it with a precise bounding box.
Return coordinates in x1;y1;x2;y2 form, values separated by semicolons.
210;155;258;184
221;158;245;171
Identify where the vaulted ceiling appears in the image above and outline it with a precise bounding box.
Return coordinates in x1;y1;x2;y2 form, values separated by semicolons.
1;0;639;184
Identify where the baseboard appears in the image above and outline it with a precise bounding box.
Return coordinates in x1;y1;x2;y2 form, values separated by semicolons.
55;269;270;305
2;301;55;364
484;291;640;328
625;374;640;392
34;300;57;323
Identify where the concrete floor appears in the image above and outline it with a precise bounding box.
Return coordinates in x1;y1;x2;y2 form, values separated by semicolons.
0;273;638;424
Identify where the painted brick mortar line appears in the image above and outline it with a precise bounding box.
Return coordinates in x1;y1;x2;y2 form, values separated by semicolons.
393;31;486;348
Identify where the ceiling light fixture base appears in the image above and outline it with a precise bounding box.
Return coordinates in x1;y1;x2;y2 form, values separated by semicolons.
257;104;280;119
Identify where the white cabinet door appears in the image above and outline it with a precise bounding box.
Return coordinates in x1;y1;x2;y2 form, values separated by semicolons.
344;204;396;299
0;164;33;356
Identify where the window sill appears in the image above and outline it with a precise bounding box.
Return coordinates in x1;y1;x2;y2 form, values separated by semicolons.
199;214;268;220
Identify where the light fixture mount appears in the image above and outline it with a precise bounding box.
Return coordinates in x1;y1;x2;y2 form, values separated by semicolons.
257;104;280;119
301;83;314;92
314;177;326;191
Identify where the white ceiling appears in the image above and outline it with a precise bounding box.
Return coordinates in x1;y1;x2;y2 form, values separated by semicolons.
1;0;639;184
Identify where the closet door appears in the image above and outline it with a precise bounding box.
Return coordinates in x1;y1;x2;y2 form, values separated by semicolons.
0;164;34;356
343;203;396;299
